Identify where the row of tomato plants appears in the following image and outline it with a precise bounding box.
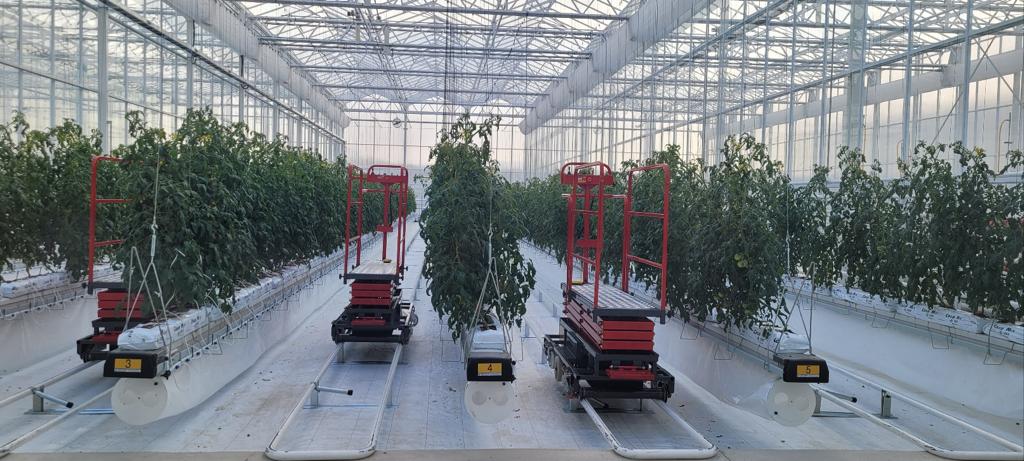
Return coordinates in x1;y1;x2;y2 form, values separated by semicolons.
0;108;414;314
509;134;1024;330
1;113;104;281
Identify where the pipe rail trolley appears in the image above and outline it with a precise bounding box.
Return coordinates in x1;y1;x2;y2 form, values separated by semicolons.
77;156;154;364
332;164;415;345
542;161;717;459
543;161;675;402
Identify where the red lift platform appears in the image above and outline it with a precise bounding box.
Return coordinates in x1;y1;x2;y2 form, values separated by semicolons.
332;164;415;344
543;161;675;401
76;156;154;362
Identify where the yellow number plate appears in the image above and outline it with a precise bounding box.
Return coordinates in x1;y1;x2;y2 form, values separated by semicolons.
114;358;142;373
797;364;820;378
477;362;502;376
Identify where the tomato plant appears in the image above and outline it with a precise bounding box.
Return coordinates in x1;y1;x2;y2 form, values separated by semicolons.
421;114;536;339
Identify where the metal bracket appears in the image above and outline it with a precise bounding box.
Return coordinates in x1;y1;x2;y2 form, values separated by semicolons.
30;387;73;414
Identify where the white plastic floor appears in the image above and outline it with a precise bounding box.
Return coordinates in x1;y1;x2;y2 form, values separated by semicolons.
1;223;1020;460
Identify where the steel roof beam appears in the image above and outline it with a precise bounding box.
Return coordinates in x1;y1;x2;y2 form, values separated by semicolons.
260;36;590;57
299;65;565;81
252;15;602;39
285;47;584;63
230;0;629;21
324;84;546;97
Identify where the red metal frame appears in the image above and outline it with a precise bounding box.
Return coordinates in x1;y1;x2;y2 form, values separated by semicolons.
561;162;615;310
343;164;409;278
560;161;671;315
87;156;128;292
622;164;670;313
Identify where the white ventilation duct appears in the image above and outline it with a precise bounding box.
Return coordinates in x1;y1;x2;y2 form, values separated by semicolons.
520;0;710;134
165;0;350;128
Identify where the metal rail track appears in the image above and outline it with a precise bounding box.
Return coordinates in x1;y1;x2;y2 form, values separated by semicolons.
579;397;718;459
0;361;113;458
266;227;422;461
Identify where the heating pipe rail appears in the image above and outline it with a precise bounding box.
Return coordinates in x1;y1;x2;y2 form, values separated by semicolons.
265;342;402;461
0;384;114;458
266;227;421;460
580;398;718;459
814;363;1024;461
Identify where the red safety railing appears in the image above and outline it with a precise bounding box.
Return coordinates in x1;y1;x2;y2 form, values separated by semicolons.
343;164;409;278
561;161;615;311
87;156;127;293
560;161;671;318
622;164;670;313
344;164;365;274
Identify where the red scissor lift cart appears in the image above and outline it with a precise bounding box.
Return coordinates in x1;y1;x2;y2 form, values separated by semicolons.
76;156;154;362
332;164;415;345
543;161;675;401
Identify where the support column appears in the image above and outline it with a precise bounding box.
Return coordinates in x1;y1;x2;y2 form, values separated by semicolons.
296;100;304;146
97;4;109;154
843;0;867;150
580;117;591;162
76;4;84;125
16;0;24;118
901;0;915;162
785;4;797;176
816;0;833;168
1012;29;1023;153
402;108;409;167
644;83;656;157
186;19;195;110
958;0;975;145
49;0;56;127
868;71;881;162
272;83;280;136
239;55;246;123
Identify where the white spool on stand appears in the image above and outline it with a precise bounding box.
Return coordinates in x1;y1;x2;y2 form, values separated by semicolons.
464;380;515;424
766;380;816;426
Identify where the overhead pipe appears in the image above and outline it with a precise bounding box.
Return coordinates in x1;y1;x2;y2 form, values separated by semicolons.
164;0;350;128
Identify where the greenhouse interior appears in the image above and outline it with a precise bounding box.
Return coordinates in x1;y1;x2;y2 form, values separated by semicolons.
1;0;1023;460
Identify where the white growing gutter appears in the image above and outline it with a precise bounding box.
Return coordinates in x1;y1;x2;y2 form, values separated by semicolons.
519;0;711;134
164;0;350;129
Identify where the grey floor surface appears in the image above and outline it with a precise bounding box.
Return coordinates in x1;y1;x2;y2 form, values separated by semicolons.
2;224;1016;460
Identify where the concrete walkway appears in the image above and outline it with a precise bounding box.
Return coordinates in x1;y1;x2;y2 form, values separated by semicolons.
4;448;940;461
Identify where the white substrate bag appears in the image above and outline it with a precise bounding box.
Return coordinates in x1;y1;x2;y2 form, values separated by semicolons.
0;272;70;298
